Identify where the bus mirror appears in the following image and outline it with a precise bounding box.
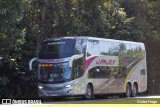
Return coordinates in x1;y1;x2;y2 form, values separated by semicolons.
29;57;38;71
72;59;75;67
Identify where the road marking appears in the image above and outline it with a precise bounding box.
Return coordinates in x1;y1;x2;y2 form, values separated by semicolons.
135;96;160;98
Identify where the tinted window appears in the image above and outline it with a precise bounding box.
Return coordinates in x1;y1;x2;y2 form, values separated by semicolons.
88;66;127;79
99;41;111;55
72;57;84;79
87;40;100;57
38;39;76;59
88;67;109;79
110;42;120;56
75;39;87;54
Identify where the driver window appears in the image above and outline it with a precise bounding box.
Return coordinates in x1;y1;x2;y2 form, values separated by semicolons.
73;57;84;79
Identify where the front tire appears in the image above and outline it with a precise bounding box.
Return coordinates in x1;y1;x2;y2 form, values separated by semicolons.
85;84;93;99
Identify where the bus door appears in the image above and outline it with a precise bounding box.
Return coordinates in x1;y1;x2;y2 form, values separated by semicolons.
72;57;85;95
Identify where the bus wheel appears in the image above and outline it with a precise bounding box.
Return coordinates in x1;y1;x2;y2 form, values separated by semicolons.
126;84;131;97
85;84;93;99
131;83;138;97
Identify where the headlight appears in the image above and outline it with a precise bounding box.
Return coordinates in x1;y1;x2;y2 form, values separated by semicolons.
38;86;43;89
65;84;71;88
65;81;77;88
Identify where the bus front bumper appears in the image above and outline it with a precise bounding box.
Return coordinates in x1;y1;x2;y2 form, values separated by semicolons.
38;87;74;97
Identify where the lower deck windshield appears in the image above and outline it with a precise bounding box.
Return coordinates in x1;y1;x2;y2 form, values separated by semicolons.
38;62;71;83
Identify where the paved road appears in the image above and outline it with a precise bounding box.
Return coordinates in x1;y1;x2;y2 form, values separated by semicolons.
43;95;160;104
1;96;160;107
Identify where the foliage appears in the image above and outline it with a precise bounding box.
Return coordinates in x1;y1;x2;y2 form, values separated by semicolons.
0;0;160;98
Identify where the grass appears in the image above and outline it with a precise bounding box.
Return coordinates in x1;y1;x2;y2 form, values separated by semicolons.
86;98;160;104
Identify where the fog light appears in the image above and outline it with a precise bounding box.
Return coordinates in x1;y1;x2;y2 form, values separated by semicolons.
67;89;72;93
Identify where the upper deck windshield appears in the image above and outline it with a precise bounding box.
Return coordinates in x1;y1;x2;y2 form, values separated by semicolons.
38;39;76;59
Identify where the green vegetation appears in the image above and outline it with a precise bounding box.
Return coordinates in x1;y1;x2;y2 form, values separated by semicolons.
0;0;160;98
87;98;160;104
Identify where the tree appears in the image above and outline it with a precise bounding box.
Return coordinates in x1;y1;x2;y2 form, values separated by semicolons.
1;0;160;98
0;0;38;98
121;0;159;41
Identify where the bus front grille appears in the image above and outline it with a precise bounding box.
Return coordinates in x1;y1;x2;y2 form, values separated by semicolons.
43;86;64;91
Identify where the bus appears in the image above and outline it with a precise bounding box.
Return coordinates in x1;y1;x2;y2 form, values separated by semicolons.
29;36;147;99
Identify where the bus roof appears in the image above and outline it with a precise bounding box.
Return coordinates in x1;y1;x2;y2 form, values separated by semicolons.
45;36;144;45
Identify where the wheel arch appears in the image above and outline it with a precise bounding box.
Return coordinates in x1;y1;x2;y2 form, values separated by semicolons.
85;82;94;99
127;82;132;88
87;82;94;92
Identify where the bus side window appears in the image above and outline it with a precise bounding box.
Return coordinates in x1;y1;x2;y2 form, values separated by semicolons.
99;41;111;55
141;69;146;75
88;67;99;78
75;39;87;54
87;40;100;57
82;39;87;54
88;67;109;79
75;39;82;54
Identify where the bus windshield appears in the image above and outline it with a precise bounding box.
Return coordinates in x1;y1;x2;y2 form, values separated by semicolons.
38;39;76;59
38;62;72;83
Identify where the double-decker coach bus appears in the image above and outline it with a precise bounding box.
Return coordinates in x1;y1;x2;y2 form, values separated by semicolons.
29;36;147;99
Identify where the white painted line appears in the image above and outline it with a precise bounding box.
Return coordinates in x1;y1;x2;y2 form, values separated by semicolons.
0;104;59;107
135;96;160;98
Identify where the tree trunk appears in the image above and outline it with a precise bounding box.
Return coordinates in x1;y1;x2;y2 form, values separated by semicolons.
36;0;47;56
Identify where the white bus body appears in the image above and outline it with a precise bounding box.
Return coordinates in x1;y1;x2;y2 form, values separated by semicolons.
29;36;147;98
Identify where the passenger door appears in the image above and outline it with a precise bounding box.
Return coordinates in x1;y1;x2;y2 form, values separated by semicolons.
72;57;85;95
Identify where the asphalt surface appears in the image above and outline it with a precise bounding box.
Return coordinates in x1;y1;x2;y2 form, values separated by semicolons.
42;95;160;104
1;96;160;107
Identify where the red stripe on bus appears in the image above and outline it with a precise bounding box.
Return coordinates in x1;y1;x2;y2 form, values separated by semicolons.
84;56;97;72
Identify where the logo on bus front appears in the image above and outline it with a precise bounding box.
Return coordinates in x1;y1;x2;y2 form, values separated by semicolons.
48;59;64;63
37;57;70;63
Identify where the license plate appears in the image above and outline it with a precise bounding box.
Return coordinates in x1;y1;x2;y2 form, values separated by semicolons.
50;94;58;96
